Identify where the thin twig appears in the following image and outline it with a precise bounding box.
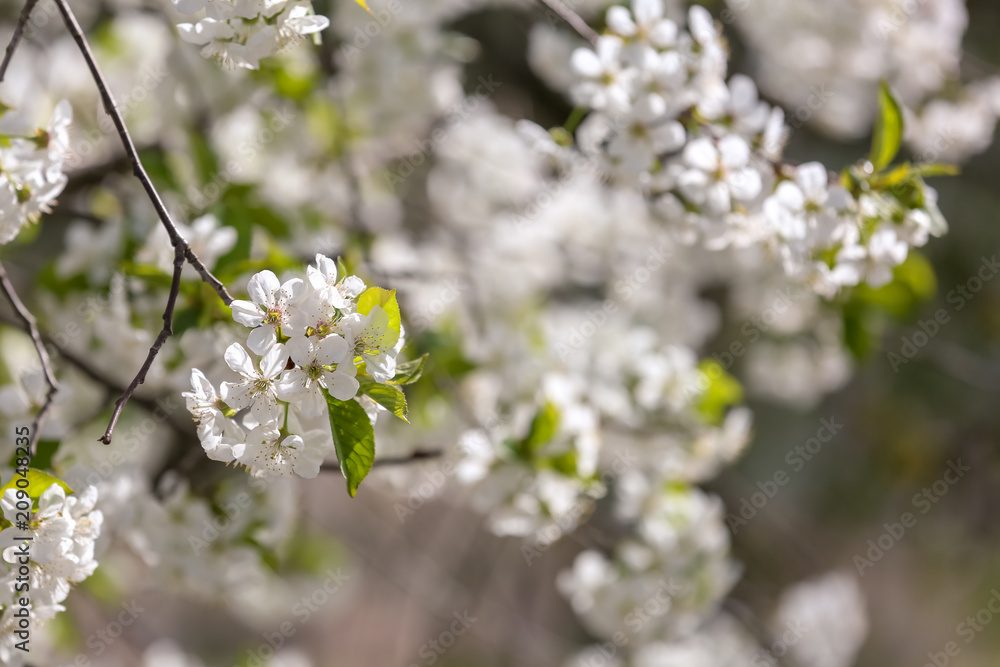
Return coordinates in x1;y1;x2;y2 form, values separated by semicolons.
533;0;598;45
0;311;194;438
99;245;185;444
52;0;235;443
0;262;58;454
0;0;39;83
320;448;443;472
51;0;233;306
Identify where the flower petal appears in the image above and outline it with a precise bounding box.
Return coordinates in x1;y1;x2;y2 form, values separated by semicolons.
231;299;264;327
248;270;280;306
259;342;289;378
247;325;277;356
224;342;256;377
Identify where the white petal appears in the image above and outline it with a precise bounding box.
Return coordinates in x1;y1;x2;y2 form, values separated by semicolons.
340;275;365;298
306;265;326;291
286;336;314;368
718;135;750;168
280;277;306;303
251;397;281;426
728;74;758;111
300;388;326;416
795;162;830;200
683;138;719;172
247;325;277;356
284;14;329;35
688;5;716;44
315;334;349;365
571;48;603;78
705;181;732;213
221;382;251;409
275;369;308;400
224;343;255;376
325;370;360;400
651;121;686;154
775;181;806;211
248;270;280;306
260;342;289;379
176;19;234;45
606;7;637;36
315;254;336;278
633;0;663;25
648;20;678;48
231;299;264;327
728;167;762;201
595;36;622;63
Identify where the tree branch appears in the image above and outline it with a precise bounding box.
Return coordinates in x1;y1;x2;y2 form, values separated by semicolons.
51;0;238;443
99;244;185;444
533;0;598;45
0;262;58;454
51;0;233;306
320;448;443;472
0;0;39;83
0;311;194;439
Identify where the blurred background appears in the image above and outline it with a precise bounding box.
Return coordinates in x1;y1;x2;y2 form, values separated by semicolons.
2;0;1000;665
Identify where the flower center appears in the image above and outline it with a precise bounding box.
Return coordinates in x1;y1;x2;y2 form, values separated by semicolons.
264;307;284;324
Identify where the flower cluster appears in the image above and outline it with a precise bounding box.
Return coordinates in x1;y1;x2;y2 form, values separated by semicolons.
0;484;102;662
184;255;403;479
0;101;72;245
558;0;947;298
0;0;980;660
172;0;330;69
559;487;739;644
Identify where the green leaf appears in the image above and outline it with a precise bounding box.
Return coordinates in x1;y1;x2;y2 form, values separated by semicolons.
358;376;408;422
849;251;937;320
869;81;904;171
542;450;578;475
356;286;401;347
695;360;743;426
391;354;427;385
322;390;375;497
0;468;73;499
909;163;960;179
869;162;959;190
514;402;560;460
353;0;371;12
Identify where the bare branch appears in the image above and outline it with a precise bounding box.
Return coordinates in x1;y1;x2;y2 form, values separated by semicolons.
50;0;233;306
50;0;240;442
99;244;185;444
0;311;194;438
534;0;598;45
0;0;39;83
0;262;58;454
320;448;443;472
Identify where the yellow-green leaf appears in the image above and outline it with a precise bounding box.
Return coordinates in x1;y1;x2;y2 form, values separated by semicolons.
869;81;903;171
513;402;560;460
356;286;401;347
358;377;408;422
391;354;427;385
695;360;743;426
0;468;73;499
